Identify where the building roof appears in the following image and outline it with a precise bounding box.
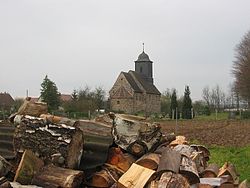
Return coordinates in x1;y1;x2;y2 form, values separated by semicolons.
112;86;133;99
128;71;161;95
60;94;72;102
0;92;15;107
136;51;151;62
122;72;142;93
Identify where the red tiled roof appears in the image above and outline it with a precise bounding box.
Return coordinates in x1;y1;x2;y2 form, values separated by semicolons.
60;94;72;102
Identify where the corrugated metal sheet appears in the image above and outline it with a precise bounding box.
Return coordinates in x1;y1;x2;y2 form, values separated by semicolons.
77;120;113;170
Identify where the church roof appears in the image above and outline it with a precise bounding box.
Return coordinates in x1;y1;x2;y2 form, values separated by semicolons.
128;71;161;95
122;72;142;93
136;51;151;62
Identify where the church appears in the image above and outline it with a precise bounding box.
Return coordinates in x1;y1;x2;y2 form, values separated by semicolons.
109;47;161;114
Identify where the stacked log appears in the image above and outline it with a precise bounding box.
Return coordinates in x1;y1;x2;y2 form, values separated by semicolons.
13;115;83;169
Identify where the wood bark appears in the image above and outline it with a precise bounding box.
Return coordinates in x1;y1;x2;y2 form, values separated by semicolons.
218;162;239;184
107;147;135;172
157;171;190;188
179;155;200;185
91;164;124;188
239;179;249;188
157;147;181;174
14;150;44;185
202;164;219;178
32;164;84;188
0;155;12;177
0;177;11;188
17;98;47;117
111;114;162;157
13;116;83;169
136;153;160;170
40;114;77;127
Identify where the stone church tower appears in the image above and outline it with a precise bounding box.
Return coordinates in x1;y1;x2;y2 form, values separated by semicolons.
135;46;153;84
109;47;161;114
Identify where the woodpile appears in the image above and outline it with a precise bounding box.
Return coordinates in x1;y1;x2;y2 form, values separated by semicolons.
0;103;247;188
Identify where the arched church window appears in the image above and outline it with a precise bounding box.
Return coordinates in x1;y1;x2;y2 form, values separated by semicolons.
140;67;143;73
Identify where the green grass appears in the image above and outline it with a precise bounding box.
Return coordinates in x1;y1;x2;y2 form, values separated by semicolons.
195;112;233;120
208;145;250;181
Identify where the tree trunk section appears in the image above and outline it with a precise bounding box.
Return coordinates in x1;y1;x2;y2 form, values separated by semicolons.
0;155;12;177
179;155;200;185
106;147;135;172
157;147;181;174
136;153;160;170
91;164;124;188
17;98;47;117
32;164;84;188
157;171;190;188
14;150;44;185
118;163;155;188
13;116;83;169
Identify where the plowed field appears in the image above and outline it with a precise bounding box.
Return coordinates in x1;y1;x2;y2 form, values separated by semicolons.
159;119;250;147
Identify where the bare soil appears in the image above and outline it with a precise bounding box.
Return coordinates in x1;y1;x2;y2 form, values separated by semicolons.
159;119;250;147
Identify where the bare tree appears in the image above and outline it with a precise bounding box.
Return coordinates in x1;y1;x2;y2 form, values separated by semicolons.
233;30;250;106
202;86;210;107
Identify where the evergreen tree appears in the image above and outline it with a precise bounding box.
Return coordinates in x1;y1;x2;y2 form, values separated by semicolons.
170;89;179;119
182;86;193;119
71;89;78;101
161;89;171;117
40;75;60;112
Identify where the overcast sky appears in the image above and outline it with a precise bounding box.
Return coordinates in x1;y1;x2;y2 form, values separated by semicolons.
1;0;250;100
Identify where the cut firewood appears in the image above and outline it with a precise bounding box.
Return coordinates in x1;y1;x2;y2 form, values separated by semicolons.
197;184;213;188
14;150;44;185
0;155;12;177
136;153;160;170
169;136;188;147
111;114;162;157
0;177;11;188
179;155;200;185
107;147;135;172
40;114;77;126
157;171;190;188
17;98;47;117
157;147;181;174
13;116;83;169
91;164;124;188
218;162;239;185
202;163;219;178
118;163;155;188
32;164;84;188
239;179;249;188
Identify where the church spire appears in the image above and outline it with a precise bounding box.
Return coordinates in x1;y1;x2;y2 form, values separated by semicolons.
143;43;144;52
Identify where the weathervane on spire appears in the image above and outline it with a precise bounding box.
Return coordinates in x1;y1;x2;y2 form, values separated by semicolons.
143;43;145;52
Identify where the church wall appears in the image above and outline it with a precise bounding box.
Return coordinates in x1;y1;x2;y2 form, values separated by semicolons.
110;98;134;113
109;73;134;97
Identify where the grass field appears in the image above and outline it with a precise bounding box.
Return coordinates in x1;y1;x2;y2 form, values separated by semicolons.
208;146;250;181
